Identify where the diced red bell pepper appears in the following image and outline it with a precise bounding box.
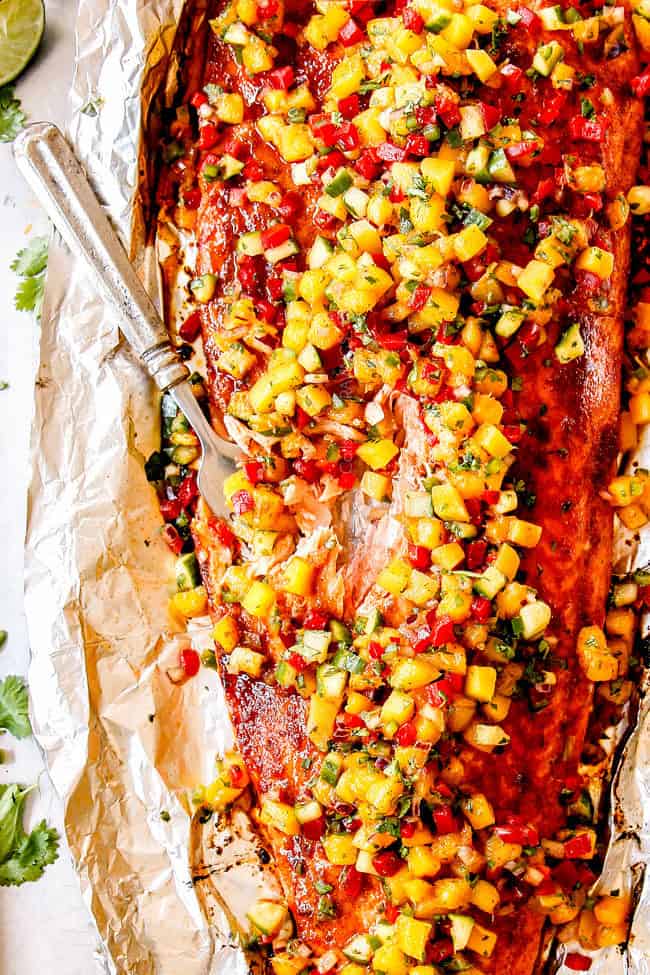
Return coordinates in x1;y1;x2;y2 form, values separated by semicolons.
183;186;202;210
389;184;405;202
379;330;408;351
338;94;360;120
355;148;381;179
402;6;424;31
278;191;302;220
339;471;356;489
428;614;455;647
304;609;329;630
369;641;384;659
463;256;487;283
287;651;308;673
631;68;650;98
536;91;567;126
400;819;418;839
565;954;592;971
178;472;199;507
514;6;541;30
257;0;279;16
242;159;264;181
179;310;202;342
211;519;236;548
415;105;437;127
338;439;360;461
578;191;603;214
162;524;184;554
231;489;254;515
238;254;259;293
494;822;539;846
340;865;363;899
505;140;541;164
302;815;326;841
433;806;459;834
383;904;400;924
339;17;365;45
310;113;337;142
500;63;524;94
480;102;501;131
336;121;360;150
377;141;409;163
466;538;488;570
471;596;493;622
261;223;291;250
427;672;463;707
405;133;429;157
316;151;346;175
532;176;556;204
408;544;431;570
568;116;604;142
267;272;284;300
434;93;460;128
563;833;593;859
268;65;294;90
395;720;418;746
293;457;319;482
190;91;209;108
244;461;265;484
255;298;277;323
372;851;403;877
180;648;201;677
198;122;219;150
223;136;247;160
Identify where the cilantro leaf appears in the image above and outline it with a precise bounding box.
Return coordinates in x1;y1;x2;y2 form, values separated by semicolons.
0;676;32;739
0;85;26;143
0;785;59;887
10;237;49;277
14;275;45;316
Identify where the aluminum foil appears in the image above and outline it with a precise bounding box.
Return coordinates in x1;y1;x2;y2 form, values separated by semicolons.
22;1;650;973
24;1;267;972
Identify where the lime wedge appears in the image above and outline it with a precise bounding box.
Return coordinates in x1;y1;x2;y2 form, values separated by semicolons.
0;0;45;87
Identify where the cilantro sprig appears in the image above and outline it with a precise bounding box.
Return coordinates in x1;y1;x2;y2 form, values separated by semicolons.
11;236;48;317
0;85;25;143
0;785;59;887
0;675;31;739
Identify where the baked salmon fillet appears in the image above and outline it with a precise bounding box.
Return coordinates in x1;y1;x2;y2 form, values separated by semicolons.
161;0;646;971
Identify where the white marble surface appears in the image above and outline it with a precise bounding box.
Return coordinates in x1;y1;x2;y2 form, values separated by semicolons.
0;3;106;971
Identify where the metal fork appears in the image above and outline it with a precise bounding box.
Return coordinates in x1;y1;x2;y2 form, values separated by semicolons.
13;121;237;518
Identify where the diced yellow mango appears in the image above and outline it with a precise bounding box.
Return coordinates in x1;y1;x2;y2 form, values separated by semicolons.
296;384;332;416
407;846;442;879
213;615;239;652
357;438;400;470
467;922;497;958
431;483;470;522
260;798;300;835
396;915;433;962
241;580;276;618
517;260;555;303
280;557;315;597
377;558;412;596
474;423;513;459
575;246;614;279
454;224;488;262
170;586;208;619
460;792;495;829
322;833;357;865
